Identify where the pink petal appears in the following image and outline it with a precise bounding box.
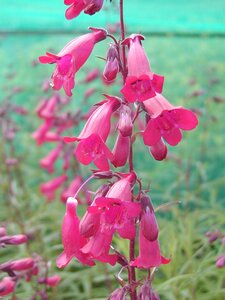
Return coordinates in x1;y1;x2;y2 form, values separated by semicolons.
162;127;182;146
143;119;161;146
171;108;198;130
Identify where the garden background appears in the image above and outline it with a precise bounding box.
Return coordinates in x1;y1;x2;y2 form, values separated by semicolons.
0;0;225;299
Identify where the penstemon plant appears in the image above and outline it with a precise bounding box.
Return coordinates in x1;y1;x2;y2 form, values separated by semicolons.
39;1;198;299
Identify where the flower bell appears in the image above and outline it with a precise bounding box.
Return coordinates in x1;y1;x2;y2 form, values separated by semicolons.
121;34;164;103
143;93;198;147
39;28;107;96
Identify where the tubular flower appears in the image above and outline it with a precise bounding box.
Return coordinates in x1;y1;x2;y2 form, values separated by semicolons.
143;93;198;147
64;96;121;170
121;34;164;103
64;0;104;20
131;196;170;269
61;175;83;203
40;143;63;173
81;225;118;265
40;175;68;201
0;277;15;296
80;173;140;264
39;28;107;96
57;197;95;268
112;133;130;167
149;139;168;161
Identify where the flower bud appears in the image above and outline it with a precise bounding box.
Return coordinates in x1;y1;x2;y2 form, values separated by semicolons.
7;258;34;272
38;275;61;287
216;255;225;268
118;105;133;137
149;140;167;161
0;227;6;237
108;287;126;300
140;195;158;241
0;277;15;296
103;44;119;82
112;133;130;167
0;234;28;246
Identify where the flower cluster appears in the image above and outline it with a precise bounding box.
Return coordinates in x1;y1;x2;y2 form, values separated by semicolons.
33;92;92;203
39;1;199;298
0;226;60;297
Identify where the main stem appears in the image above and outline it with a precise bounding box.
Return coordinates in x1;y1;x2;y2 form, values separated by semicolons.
119;1;137;299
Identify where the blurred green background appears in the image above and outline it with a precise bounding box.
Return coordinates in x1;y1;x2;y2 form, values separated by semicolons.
0;1;225;299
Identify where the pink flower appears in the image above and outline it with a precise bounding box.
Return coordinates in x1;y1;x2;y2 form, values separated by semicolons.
40;144;63;173
121;34;164;102
108;287;127;299
140;195;158;242
37;95;59;119
32;120;53;145
60;175;83;203
216;255;225;268
0;234;28;246
103;44;120;82
40;175;68;201
131;236;170;269
118;105;133;137
138;280;160;300
39;28;107;96
75;133;114;170
57;197;95;268
131;200;170;269
81;225;118;265
64;96;120;170
0;227;6;237
143;93;198;147
112;133;130;167
38;275;61;287
64;0;104;20
149;140;168;161
0;258;34;272
82;68;100;83
0;277;15;296
88;196;141;239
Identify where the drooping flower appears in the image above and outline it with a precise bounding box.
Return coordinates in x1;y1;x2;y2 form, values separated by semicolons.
118;105;133;137
38;275;61;287
40;175;68;201
0;258;34;272
138;280;160;300
57;197;95;268
131;235;170;269
112;133;130;167
40;143;63;173
131;195;170;269
81;225;118;265
37;95;59;119
64;0;104;20
60;175;83;203
39;28;107;96
149;140;168;161
0;234;28;246
121;34;164;103
0;277;15;296
108;286;127;299
140;195;158;242
64;96;120;170
143;93;198;147
216;255;225;268
80;173;140;264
